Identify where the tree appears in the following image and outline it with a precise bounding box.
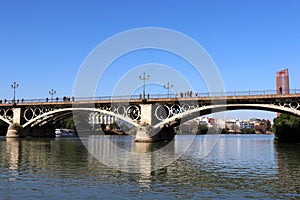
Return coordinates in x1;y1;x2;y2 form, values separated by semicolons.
240;128;255;134
197;124;208;135
273;114;300;143
221;127;230;134
65;117;75;129
265;119;272;132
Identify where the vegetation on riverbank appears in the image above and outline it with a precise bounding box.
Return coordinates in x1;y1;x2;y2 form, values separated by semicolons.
177;123;265;135
273;114;300;143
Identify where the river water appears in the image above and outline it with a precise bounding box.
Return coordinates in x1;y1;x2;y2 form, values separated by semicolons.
0;134;299;199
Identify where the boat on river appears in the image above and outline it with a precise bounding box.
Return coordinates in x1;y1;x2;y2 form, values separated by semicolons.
55;129;78;137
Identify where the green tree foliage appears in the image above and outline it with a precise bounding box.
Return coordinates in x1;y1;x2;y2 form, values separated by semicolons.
197;124;208;135
65;117;75;129
240;128;256;134
109;122;119;129
53;114;90;131
221;127;230;134
54;117;76;129
273;114;300;142
265;119;272;132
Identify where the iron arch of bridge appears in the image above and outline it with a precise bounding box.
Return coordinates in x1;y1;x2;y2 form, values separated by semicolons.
29;112;74;128
23;107;139;128
154;103;300;129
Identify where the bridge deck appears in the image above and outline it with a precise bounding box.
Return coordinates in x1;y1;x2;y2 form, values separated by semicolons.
1;93;300;107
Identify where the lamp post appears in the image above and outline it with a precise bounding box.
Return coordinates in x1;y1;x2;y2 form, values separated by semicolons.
49;89;56;102
11;82;19;104
164;82;173;98
139;72;150;99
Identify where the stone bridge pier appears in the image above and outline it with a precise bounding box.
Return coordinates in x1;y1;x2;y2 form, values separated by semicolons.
135;104;176;142
5;107;57;138
6;108;23;138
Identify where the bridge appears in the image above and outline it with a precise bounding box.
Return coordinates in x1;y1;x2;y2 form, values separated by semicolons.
1;89;300;142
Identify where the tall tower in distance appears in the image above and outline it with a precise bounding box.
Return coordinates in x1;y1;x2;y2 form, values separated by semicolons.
276;68;290;95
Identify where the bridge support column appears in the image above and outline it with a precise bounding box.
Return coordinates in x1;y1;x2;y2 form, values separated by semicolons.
136;104;175;142
140;104;153;125
6;108;23;138
135;125;175;142
7;123;24;138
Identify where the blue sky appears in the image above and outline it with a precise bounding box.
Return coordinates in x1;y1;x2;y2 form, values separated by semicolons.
0;0;299;120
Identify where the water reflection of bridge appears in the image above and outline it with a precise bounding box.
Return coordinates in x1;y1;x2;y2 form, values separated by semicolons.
1;89;300;142
1;135;299;198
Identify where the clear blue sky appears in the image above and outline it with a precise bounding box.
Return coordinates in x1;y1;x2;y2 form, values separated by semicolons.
1;0;299;120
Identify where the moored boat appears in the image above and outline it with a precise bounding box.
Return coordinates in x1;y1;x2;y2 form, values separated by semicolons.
55;129;78;137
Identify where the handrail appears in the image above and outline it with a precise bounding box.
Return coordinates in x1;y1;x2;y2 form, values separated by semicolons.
0;89;300;104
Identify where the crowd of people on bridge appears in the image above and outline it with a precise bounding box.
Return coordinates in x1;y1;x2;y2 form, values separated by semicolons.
177;91;198;98
0;96;75;104
0;99;24;104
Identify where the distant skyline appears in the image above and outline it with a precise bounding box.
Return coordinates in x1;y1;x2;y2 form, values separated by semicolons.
1;0;299;120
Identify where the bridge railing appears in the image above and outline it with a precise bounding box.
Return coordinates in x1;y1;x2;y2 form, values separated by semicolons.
150;89;300;98
74;95;142;101
204;90;277;97
1;89;300;105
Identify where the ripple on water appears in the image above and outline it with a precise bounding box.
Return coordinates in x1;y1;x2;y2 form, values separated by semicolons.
0;135;299;199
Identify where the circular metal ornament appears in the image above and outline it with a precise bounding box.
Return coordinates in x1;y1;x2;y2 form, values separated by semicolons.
170;104;181;115
290;101;299;109
116;106;126;116
24;108;34;121
5;109;13;120
181;104;190;111
126;105;140;120
155;105;170;121
279;102;286;107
